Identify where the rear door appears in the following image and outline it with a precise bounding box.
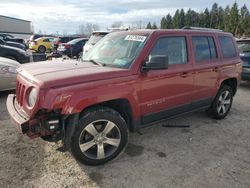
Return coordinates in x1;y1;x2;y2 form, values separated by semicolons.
190;35;219;108
139;34;194;124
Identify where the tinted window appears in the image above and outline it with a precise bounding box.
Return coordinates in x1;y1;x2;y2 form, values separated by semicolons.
219;36;237;58
192;36;217;62
150;37;187;65
237;41;250;54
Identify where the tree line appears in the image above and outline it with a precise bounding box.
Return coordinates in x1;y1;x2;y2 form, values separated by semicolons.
146;2;250;37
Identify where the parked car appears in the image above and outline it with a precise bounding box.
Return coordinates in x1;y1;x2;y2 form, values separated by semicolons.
57;38;88;58
237;39;250;81
0;33;25;44
0;39;26;50
0;44;31;63
28;34;55;43
6;28;242;166
0;57;20;91
52;36;82;50
29;37;56;53
83;31;110;54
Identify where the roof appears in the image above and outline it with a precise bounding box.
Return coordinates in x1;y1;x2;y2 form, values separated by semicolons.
0;15;31;23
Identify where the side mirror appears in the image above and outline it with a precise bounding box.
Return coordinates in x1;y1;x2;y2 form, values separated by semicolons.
0;39;5;45
142;55;168;71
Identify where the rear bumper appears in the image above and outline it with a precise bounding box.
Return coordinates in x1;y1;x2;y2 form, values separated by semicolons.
6;94;29;134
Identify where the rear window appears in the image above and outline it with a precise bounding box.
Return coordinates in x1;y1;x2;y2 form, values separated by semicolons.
68;38;84;44
237;41;250;53
219;36;237;58
192;36;217;62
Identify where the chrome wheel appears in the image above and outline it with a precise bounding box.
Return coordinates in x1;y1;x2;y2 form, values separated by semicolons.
217;90;232;116
79;120;121;160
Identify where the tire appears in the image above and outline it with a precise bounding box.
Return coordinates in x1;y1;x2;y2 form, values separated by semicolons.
209;85;233;119
70;107;128;166
38;45;46;53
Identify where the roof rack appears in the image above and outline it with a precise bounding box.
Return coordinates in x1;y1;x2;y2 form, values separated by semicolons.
182;26;223;32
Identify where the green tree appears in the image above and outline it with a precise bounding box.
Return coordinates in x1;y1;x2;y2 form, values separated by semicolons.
160;17;167;29
210;3;219;28
239;5;250;36
202;8;210;28
146;22;152;29
218;6;225;30
172;9;180;28
224;5;231;32
179;9;185;28
185;9;192;27
152;23;158;29
228;2;240;35
166;14;173;29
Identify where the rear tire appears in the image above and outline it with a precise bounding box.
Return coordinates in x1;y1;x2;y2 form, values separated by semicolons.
208;85;233;119
70;107;128;166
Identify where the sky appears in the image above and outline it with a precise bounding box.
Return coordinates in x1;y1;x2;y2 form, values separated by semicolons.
0;0;249;34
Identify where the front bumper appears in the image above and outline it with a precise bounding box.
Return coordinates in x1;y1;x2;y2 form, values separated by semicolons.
6;94;63;139
6;94;30;134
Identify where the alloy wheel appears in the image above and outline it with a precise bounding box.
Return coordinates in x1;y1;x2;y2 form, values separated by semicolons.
78;120;121;160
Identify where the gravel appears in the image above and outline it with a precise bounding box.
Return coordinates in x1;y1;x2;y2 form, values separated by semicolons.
0;82;250;188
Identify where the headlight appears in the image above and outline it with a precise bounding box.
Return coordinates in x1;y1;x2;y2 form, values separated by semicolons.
28;87;38;107
0;66;17;74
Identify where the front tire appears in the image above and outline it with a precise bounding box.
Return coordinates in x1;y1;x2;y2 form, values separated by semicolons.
209;85;233;119
70;107;128;166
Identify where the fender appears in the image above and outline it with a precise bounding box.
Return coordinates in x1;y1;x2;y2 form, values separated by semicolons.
42;75;141;119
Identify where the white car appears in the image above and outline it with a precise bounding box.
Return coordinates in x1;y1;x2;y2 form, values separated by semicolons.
0;57;20;91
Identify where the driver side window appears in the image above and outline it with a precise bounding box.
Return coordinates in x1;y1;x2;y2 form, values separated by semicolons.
149;36;188;65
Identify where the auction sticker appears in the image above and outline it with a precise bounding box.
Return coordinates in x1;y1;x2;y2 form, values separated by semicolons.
125;35;147;42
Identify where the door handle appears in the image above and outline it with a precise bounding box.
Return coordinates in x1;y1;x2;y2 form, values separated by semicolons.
180;72;188;78
213;67;219;72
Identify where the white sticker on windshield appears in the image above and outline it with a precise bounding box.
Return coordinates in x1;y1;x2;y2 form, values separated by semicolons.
124;35;146;42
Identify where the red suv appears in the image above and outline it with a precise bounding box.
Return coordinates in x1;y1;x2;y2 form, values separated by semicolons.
7;28;242;165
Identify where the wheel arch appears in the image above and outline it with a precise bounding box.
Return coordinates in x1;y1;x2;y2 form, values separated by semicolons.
220;78;237;96
78;98;135;132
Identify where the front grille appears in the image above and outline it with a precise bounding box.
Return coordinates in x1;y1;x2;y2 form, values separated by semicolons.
16;80;26;107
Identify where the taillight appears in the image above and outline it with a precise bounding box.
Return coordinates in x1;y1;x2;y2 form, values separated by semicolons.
65;44;71;49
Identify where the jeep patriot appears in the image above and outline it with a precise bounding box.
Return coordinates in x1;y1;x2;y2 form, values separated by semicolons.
6;28;242;165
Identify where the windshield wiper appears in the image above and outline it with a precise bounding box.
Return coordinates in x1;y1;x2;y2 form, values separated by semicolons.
82;59;105;66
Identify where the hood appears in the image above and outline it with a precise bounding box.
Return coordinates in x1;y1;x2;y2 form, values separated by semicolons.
0;57;20;67
17;59;130;88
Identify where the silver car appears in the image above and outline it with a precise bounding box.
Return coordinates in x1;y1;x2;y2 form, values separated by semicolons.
0;57;20;91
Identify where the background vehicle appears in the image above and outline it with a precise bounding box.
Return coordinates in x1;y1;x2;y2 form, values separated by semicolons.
29;37;56;53
0;44;30;63
83;31;110;54
237;39;250;81
0;39;26;50
0;57;20;91
52;36;81;50
28;34;54;43
57;38;88;58
7;28;241;166
0;33;25;44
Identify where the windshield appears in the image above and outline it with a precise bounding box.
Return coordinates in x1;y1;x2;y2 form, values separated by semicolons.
82;33;148;69
237;41;250;53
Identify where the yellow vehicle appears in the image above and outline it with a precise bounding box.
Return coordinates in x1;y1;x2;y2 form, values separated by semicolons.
29;37;56;53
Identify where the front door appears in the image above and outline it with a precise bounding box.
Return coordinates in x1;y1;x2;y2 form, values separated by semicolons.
139;35;194;124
